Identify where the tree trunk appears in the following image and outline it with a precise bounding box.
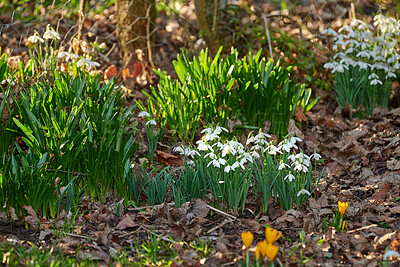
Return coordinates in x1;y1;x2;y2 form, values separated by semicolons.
115;0;156;66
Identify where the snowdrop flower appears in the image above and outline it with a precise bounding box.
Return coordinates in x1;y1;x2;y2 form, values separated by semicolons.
224;165;232;173
27;33;44;44
232;161;245;170
370;79;382;85
268;145;282;155
43;25;61;40
130;163;135;169
335;40;350;47
186;148;200;158
386;72;396;79
356;51;371;59
368;73;379;80
77;58;100;70
357;61;370;70
338;25;352;33
1;79;15;85
146;120;157;126
321;28;337;36
221;144;236;157
196;140;213;151
246;136;255;145
204;152;217;160
242;152;253;164
383;250;400;260
332;63;349;73
278;163;290;170
213;126;228;135
250;150;260;159
218;158;227;166
207;159;226;168
138;111;151;118
297;189;311;197
294;163;308;173
311;153;322;161
173;147;184;154
58;51;79;61
284;174;295;182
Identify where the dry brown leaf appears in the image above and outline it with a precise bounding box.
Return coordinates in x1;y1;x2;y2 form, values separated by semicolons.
370;184;390;203
115;214;137;230
154;150;183;166
350;234;368;252
23;205;39;230
295;107;307;122
288;119;304;139
191;199;209;218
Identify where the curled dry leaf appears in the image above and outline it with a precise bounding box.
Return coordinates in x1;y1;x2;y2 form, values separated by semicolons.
116;214;137;230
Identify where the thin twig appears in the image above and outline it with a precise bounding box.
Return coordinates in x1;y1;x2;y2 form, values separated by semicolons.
207;205;239;221
262;14;274;61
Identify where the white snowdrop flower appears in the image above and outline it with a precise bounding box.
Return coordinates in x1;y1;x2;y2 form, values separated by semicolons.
187;160;195;167
386;72;396;79
203;132;220;142
311;153;322;161
27;34;44;44
284;174;295;182
251;144;261;151
368;73;379;80
370;79;382;85
146;120;157;126
280;140;292;153
278;163;290;170
297;189;311;197
130;163;135;169
1;79;15;85
296;153;311;166
196;140;212;151
323;62;335;69
246;136;255;145
338;25;352;33
357;61;370;70
333;52;346;60
350;19;363;27
218;158;227;166
240;157;248;166
213;126;229;135
321;28;337;36
345;48;354;54
207;159;221;168
221;144;236;157
58;51;79;61
268;145;282;155
383;250;400;260
138;111;151;118
255;132;271;140
387;55;399;64
224;165;231;173
232;161;245;170
356;42;370;50
204;152;217;160
332;63;349;73
356;51;371;59
349;39;359;46
251;150;260;159
372;62;389;72
43;27;61;40
173;147;184;154
186;149;200;158
374;56;386;62
77;58;100;70
335;40;350;47
201;127;214;134
394;63;400;69
243;152;253;163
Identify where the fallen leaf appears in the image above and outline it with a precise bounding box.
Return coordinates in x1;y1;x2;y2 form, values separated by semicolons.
295;107;307;122
370;184;390;203
23;205;39;230
115;214;137;230
154;150;183;166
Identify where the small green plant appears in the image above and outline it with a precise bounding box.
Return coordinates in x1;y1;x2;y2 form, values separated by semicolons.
323;14;400;116
141;47;317;140
330;201;348;233
138;111;159;162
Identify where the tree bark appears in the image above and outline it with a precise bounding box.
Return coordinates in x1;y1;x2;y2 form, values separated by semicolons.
115;0;156;66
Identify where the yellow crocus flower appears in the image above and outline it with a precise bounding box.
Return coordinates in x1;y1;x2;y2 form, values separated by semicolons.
338;201;348;215
265;226;282;244
241;231;253;250
265;242;279;261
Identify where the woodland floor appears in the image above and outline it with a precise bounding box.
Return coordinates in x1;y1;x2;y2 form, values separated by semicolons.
1;0;400;266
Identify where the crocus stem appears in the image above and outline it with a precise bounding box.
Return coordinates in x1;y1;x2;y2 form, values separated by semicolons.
245;250;250;267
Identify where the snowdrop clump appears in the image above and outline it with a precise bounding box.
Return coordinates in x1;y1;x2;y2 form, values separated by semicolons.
322;14;400;115
174;126;322;210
